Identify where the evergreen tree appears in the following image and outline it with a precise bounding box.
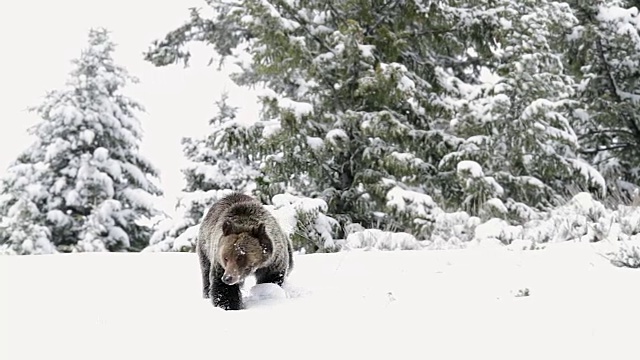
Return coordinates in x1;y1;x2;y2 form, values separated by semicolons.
0;28;162;254
146;93;259;252
566;0;640;201
144;0;501;239
443;0;605;221
0;162;54;255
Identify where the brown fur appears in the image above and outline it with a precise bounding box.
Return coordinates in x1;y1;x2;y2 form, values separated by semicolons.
196;193;293;310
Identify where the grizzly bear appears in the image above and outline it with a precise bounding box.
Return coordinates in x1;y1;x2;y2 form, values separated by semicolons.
196;193;293;310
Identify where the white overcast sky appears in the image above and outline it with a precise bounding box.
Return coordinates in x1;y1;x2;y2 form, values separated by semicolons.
0;0;261;215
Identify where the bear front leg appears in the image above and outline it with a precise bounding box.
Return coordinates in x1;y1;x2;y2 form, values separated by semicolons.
198;249;212;299
255;267;286;287
209;265;243;310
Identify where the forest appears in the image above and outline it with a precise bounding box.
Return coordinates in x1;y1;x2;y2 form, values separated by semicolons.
1;0;639;265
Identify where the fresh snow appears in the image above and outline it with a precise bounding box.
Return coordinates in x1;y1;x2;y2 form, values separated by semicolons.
385;185;436;218
457;160;484;177
277;97;314;117
260;119;282;138
259;88;314;118
358;44;375;59
569;159;608;195
597;5;639;27
2;242;639;360
485;197;508;213
305;136;324;150
325;128;348;144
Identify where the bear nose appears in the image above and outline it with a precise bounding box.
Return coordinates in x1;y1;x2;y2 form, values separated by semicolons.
221;274;234;285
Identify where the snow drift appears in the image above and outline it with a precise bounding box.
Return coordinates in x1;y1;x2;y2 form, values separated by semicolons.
1;241;639;360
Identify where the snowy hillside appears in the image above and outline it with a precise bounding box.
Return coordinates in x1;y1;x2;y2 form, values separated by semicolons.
2;243;639;360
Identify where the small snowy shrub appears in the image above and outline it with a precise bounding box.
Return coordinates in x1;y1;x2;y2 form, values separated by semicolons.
424;209;480;250
479;198;509;221
144;216;199;253
383;184;439;238
454;161;504;216
0;244;14;255
606;241;640;269
269;193;339;253
338;229;427;251
503;192;640;248
519;192;607;243
473;218;523;246
616;205;640;238
513;288;531;297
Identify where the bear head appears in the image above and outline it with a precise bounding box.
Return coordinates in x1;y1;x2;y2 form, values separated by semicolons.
218;220;273;285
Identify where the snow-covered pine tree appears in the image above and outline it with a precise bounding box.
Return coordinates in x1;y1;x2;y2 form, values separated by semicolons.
144;0;501;240
0;28;162;254
145;93;259;252
565;0;640;202
0;161;55;255
442;0;606;221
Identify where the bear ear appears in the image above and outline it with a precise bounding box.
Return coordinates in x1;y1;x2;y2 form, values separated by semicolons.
252;223;267;238
253;223;272;254
222;220;234;236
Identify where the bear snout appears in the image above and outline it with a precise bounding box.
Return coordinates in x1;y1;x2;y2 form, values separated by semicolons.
221;273;239;285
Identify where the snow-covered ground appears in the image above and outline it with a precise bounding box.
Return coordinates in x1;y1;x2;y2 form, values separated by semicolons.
1;242;638;360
